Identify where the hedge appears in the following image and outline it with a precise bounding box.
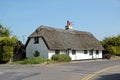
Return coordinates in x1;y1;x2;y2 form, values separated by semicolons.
51;54;71;62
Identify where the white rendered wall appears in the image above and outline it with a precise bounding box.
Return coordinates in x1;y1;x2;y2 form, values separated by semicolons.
69;50;103;60
48;50;66;59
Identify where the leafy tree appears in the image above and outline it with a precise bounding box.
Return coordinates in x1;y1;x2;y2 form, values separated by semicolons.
0;24;10;37
111;46;120;56
0;24;18;63
101;35;120;57
0;37;16;62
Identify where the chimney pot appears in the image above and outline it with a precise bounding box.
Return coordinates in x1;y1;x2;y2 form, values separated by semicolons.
65;20;72;30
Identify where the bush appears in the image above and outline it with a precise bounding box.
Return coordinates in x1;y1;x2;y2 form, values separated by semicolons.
103;53;112;59
51;54;59;61
34;51;40;57
51;54;71;62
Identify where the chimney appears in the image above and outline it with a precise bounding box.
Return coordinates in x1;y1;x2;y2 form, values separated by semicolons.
65;20;72;30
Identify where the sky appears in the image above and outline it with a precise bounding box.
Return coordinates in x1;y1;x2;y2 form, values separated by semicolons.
0;0;120;43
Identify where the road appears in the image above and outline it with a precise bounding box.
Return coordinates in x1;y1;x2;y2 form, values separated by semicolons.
0;59;120;80
90;65;120;80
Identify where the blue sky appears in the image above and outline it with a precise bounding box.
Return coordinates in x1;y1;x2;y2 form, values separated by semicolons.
0;0;120;43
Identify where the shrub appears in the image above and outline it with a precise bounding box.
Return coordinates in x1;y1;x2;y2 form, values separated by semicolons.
59;54;71;62
34;51;40;57
51;54;59;61
103;53;112;59
51;54;71;62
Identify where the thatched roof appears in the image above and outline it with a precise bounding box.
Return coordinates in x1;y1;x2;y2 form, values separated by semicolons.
26;25;104;50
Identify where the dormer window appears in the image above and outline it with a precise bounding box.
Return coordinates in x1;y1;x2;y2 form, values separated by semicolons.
34;37;39;43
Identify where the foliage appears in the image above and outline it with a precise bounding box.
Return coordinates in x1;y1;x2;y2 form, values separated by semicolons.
13;54;71;64
0;24;19;63
51;54;59;61
14;57;55;64
103;53;112;59
111;46;120;56
101;35;120;57
0;37;16;62
0;24;10;37
14;57;45;64
13;40;26;61
51;54;71;62
34;51;40;57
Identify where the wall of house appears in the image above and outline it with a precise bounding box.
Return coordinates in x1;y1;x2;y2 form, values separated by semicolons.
48;50;66;59
48;50;102;60
69;50;90;60
95;50;102;58
48;50;55;59
26;37;48;58
69;50;103;60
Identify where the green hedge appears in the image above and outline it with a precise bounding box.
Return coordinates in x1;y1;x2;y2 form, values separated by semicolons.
51;54;71;62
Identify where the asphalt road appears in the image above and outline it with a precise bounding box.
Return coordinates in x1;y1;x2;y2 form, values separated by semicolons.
90;65;120;80
0;59;120;80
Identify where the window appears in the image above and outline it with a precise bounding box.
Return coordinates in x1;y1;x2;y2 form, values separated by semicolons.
66;50;69;55
55;50;60;54
96;50;99;55
72;50;76;55
84;50;88;54
34;37;39;43
89;50;93;55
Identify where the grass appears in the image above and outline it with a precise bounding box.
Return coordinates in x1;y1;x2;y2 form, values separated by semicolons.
13;54;72;64
13;57;54;64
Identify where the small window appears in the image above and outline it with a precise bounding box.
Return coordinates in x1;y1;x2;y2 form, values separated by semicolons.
55;50;60;54
66;50;69;55
34;37;39;43
84;50;88;54
72;50;76;55
89;50;93;55
96;50;99;55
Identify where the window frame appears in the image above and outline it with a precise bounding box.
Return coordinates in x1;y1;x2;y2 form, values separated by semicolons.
84;50;88;54
34;37;39;44
72;50;76;55
89;50;93;55
55;50;60;54
96;50;99;55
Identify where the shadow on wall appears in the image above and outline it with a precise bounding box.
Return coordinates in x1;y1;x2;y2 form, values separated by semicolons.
96;73;120;80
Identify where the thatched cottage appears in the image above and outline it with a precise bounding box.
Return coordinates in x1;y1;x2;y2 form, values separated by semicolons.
26;21;104;60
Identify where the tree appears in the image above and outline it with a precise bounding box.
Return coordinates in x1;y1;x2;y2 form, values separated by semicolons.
13;40;26;61
0;37;16;62
0;24;18;63
111;46;120;56
0;24;10;37
101;35;120;57
0;24;25;63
